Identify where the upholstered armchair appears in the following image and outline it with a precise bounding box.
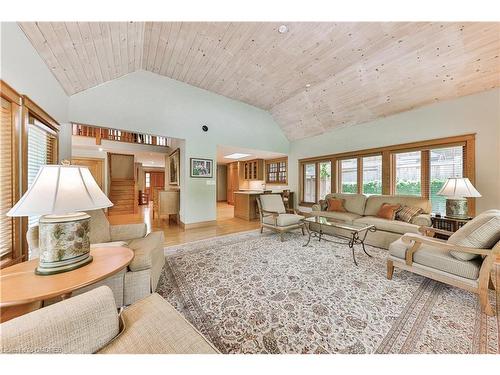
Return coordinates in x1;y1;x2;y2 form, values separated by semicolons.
26;209;165;306
387;209;500;316
256;194;305;241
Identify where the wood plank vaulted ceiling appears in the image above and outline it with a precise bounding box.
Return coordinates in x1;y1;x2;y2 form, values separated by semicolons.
19;22;500;141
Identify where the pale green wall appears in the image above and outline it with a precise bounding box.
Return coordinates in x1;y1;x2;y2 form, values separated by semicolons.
68;70;289;223
289;88;500;213
0;22;71;159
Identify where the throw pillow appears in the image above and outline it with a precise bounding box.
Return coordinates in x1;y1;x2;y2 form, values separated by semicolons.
318;199;328;211
376;203;401;220
449;216;500;261
327;197;347;212
396;206;423;223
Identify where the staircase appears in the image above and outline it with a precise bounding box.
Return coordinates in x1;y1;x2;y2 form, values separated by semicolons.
108;179;136;215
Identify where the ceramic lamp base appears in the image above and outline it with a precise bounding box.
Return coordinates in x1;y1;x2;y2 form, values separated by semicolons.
445;198;469;219
36;212;92;276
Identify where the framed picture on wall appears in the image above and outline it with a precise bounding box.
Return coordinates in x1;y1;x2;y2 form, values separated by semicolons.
190;158;213;178
168;148;180;186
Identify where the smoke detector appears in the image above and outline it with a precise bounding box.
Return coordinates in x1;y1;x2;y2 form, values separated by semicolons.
278;25;288;34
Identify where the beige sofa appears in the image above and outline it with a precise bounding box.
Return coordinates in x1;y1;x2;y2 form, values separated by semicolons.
311;193;432;249
27;209;165;306
0;286;219;354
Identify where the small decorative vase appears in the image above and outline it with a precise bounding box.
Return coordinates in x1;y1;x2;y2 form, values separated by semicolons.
36;212;92;275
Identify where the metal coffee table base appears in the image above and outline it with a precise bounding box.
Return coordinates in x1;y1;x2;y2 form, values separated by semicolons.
303;224;376;266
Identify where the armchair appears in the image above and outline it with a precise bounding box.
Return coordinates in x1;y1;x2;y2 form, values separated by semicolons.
387;210;500;316
256;194;305;241
27;209;165;306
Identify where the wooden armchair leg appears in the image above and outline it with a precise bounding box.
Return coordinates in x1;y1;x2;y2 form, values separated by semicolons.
478;255;495;317
387;260;394;280
260;226;263;234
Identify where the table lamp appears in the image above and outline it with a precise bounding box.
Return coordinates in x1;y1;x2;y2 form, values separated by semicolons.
436;177;481;219
7;161;113;275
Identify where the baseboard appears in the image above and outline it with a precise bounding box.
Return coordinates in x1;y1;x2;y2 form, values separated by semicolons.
179;220;217;229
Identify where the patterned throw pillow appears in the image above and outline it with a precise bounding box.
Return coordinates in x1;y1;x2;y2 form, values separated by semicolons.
327;198;347;212
318;199;328;211
449;216;500;261
396;206;423;223
376;203;401;220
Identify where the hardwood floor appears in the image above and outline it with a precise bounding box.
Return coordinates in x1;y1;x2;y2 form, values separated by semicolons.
107;202;260;247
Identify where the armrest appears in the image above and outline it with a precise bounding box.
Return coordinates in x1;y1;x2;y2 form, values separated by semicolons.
402;232;491;257
127;231;164;272
110;223;147;242
261;210;280;217
0;286;119;354
285;208;297;214
26;226;40;259
418;226;454;238
411;214;432;227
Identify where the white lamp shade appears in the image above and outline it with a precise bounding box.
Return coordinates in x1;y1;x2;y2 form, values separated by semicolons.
436;177;481;198
7;164;113;217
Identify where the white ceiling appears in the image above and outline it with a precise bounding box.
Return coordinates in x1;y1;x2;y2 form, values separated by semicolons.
19;22;500;141
72;136;168;167
216;145;287;164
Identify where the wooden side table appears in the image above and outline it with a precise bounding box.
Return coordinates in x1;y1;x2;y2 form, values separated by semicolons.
0;246;134;322
430;215;472;239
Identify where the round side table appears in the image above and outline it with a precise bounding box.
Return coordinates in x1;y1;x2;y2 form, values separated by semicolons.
0;246;134;322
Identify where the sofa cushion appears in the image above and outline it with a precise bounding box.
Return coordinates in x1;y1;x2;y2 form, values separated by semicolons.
354;216;420;235
448;211;500;261
98;293;218;354
389;238;481;280
376;203;402;220
364;195;431;216
323;193;367;215
263;213;304;227
411;214;432;227
311;210;361;224
0;286;119;354
128;232;164;272
326;197;347;212
259;194;286;214
396;206;423;223
86;209;111;244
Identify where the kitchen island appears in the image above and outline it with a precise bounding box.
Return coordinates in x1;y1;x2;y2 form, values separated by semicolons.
233;191;294;221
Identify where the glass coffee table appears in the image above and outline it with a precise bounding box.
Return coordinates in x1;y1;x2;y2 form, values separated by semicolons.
302;215;376;266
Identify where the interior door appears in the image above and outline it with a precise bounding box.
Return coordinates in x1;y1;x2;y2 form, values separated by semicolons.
71;158;104;190
145;171;164;199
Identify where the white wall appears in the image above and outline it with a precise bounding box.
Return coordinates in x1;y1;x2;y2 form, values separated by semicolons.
289;88;500;214
0;22;70;159
68;70;289;223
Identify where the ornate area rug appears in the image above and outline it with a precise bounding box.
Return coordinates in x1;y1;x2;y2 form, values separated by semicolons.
156;231;499;354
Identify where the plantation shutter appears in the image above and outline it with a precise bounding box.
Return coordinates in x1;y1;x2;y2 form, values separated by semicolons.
0;97;15;259
27;117;58;227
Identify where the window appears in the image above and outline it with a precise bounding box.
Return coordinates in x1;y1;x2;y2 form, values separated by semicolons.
340;158;357;193
298;135;475;213
1;95;19;264
362;155;382;195
266;159;287;184
304;163;316;202
394;151;421;196
27;118;58;228
145;172;151;188
319;161;332;200
430;146;463;214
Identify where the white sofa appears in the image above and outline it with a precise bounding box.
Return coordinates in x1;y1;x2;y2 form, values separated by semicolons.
311;193;432;249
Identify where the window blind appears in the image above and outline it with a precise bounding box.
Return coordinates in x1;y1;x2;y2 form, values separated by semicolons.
27;119;57;227
0;98;14;258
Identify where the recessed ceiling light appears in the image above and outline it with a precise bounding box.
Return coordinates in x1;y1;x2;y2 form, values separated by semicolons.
278;25;288;34
98;147;103;152
224;153;252;160
305;83;311;88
